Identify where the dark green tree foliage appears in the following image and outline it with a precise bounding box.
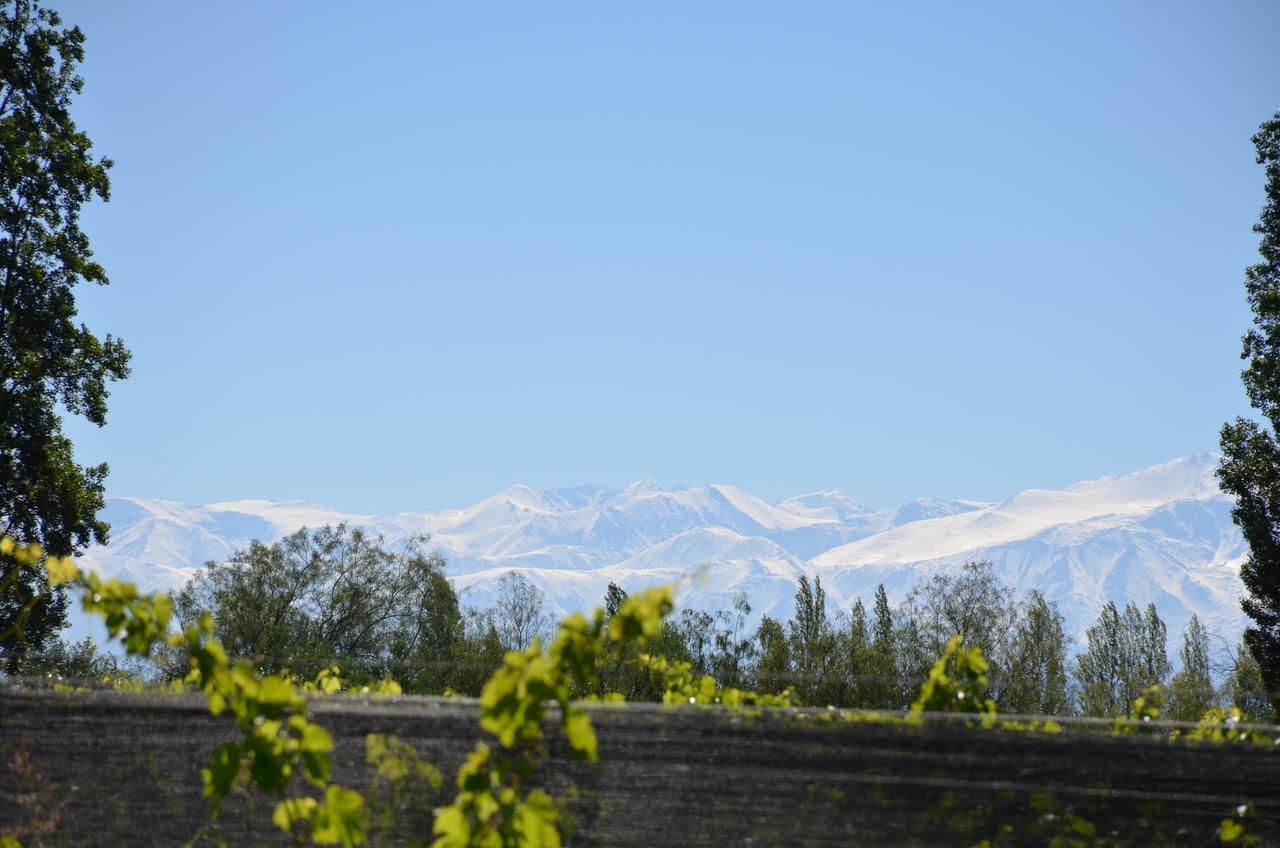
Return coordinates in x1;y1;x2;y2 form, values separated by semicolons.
603;581;627;618
0;559;63;672
1001;591;1071;715
447;610;507;696
1074;602;1127;717
1073;601;1169;717
675;607;716;674
896;561;1021;699
174;525;458;686
849;598;869;653
15;633;117;679
787;575;841;703
1139;603;1171;687
386;552;462;692
1226;637;1271;719
0;0;130;670
843;599;872;701
755;614;791;694
863;584;902;708
708;591;755;690
1168;614;1216;721
1220;111;1280;716
593;580;701;701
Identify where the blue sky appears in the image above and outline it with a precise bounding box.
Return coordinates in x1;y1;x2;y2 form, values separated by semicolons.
58;1;1280;513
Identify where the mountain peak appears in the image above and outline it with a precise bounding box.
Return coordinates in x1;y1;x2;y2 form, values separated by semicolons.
75;452;1245;656
777;491;871;523
621;478;664;495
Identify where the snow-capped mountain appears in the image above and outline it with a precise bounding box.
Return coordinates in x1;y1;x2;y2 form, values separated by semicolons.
71;453;1247;649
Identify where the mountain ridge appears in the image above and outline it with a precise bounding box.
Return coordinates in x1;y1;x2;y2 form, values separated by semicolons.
71;453;1246;650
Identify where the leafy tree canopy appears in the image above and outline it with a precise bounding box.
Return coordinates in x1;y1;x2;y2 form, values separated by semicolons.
1;0;129;671
1219;111;1280;715
174;525;457;683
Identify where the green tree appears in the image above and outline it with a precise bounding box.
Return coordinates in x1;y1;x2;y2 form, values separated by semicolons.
1073;601;1169;717
1001;591;1071;715
492;570;552;653
386;551;461;693
603;581;628;618
755;614;791;695
708;591;755;690
1226;637;1271;720
675;607;716;675
447;611;507;696
0;557;63;673
843;598;873;704
787;575;839;703
1074;602;1127;717
1167;614;1216;721
1219;111;1280;717
174;525;457;685
15;633;118;680
0;0;130;671
863;583;902;709
1138;602;1171;688
896;561;1021;699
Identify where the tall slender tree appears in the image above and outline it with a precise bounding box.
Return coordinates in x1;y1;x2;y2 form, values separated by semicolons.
787;576;840;704
755;615;791;695
1074;601;1170;717
1002;591;1071;715
603;582;628;618
1219;112;1280;715
1;0;130;672
1168;614;1216;721
1074;602;1130;717
865;584;902;709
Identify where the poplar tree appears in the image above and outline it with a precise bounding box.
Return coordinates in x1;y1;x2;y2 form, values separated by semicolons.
603;582;628;618
1075;602;1127;717
864;584;901;709
755;615;791;694
1;0;130;672
1002;592;1071;715
1220;112;1280;716
1168;614;1216;721
1074;601;1169;716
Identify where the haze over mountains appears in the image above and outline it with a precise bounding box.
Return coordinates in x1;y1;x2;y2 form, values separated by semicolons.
76;453;1247;648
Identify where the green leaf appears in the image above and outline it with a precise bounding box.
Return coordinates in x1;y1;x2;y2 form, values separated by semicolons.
431;805;470;848
301;722;335;784
245;734;292;795
1220;818;1245;842
45;555;77;586
564;707;597;761
257;674;298;709
202;743;241;813
518;789;561;848
311;784;367;847
273;796;318;834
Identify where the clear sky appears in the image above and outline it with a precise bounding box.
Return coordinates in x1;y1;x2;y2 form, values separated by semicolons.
56;0;1280;514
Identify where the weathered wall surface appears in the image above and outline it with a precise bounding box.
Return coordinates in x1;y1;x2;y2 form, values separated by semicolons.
2;691;1279;846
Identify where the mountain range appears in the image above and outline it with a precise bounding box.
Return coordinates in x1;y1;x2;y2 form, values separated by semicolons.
72;452;1248;651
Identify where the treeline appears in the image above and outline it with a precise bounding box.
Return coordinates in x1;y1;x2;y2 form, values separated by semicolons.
12;524;1273;719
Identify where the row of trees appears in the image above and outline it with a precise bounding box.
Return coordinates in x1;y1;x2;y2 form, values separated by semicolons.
13;525;1268;720
674;561;1263;720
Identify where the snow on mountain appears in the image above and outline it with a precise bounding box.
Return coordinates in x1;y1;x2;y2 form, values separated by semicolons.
70;453;1249;651
813;453;1244;643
